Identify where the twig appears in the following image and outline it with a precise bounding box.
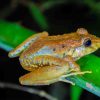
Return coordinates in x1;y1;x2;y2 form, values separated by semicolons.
40;0;68;11
0;81;57;100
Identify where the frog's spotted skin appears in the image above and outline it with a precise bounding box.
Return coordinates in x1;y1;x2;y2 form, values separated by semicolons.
8;28;100;85
8;31;48;58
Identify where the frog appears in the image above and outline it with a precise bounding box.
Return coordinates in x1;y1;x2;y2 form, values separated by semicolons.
8;28;100;85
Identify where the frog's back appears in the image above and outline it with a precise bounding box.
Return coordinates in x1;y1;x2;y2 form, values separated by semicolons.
20;38;56;59
20;32;80;59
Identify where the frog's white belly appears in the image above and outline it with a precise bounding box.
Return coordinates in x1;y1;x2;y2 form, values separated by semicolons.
29;46;54;58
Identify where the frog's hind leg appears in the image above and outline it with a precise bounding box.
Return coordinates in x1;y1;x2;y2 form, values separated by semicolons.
19;64;68;85
59;71;92;85
8;32;48;58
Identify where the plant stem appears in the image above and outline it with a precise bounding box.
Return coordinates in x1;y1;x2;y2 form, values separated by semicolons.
67;76;100;97
0;81;57;100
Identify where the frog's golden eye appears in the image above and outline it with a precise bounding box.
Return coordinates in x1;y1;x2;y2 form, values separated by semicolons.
83;39;91;47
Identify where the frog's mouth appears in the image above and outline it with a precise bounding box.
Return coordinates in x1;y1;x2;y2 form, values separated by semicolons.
72;42;100;61
71;46;85;60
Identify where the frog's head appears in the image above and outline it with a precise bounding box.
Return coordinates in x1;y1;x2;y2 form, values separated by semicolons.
69;28;100;60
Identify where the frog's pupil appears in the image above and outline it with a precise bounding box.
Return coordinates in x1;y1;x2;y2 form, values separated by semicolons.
84;39;91;47
53;48;56;51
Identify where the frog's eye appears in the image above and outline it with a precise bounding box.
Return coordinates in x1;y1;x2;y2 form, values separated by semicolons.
83;39;91;47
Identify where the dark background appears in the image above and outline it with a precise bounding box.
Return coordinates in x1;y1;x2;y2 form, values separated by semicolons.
0;0;100;100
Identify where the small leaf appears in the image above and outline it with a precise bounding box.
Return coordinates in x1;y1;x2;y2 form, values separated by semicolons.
41;0;67;11
28;3;49;30
70;85;83;100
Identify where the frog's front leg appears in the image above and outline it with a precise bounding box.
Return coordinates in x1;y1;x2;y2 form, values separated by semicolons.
59;56;92;85
59;70;91;85
8;31;48;58
63;55;81;72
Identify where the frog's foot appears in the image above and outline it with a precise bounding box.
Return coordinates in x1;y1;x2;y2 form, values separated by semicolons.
58;71;92;85
60;70;92;78
59;77;75;85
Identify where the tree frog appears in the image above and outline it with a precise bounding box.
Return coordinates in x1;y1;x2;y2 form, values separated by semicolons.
8;28;100;85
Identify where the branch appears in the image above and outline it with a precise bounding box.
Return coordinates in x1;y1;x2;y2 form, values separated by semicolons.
0;82;57;100
67;76;100;97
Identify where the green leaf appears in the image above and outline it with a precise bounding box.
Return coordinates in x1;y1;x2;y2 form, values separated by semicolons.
77;54;100;87
70;85;83;100
67;54;100;97
0;20;35;50
28;3;49;30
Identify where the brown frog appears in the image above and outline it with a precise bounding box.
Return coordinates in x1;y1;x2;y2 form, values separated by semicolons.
8;28;100;85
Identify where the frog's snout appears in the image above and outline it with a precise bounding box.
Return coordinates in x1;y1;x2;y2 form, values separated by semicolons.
88;33;100;48
98;39;100;48
93;37;100;48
